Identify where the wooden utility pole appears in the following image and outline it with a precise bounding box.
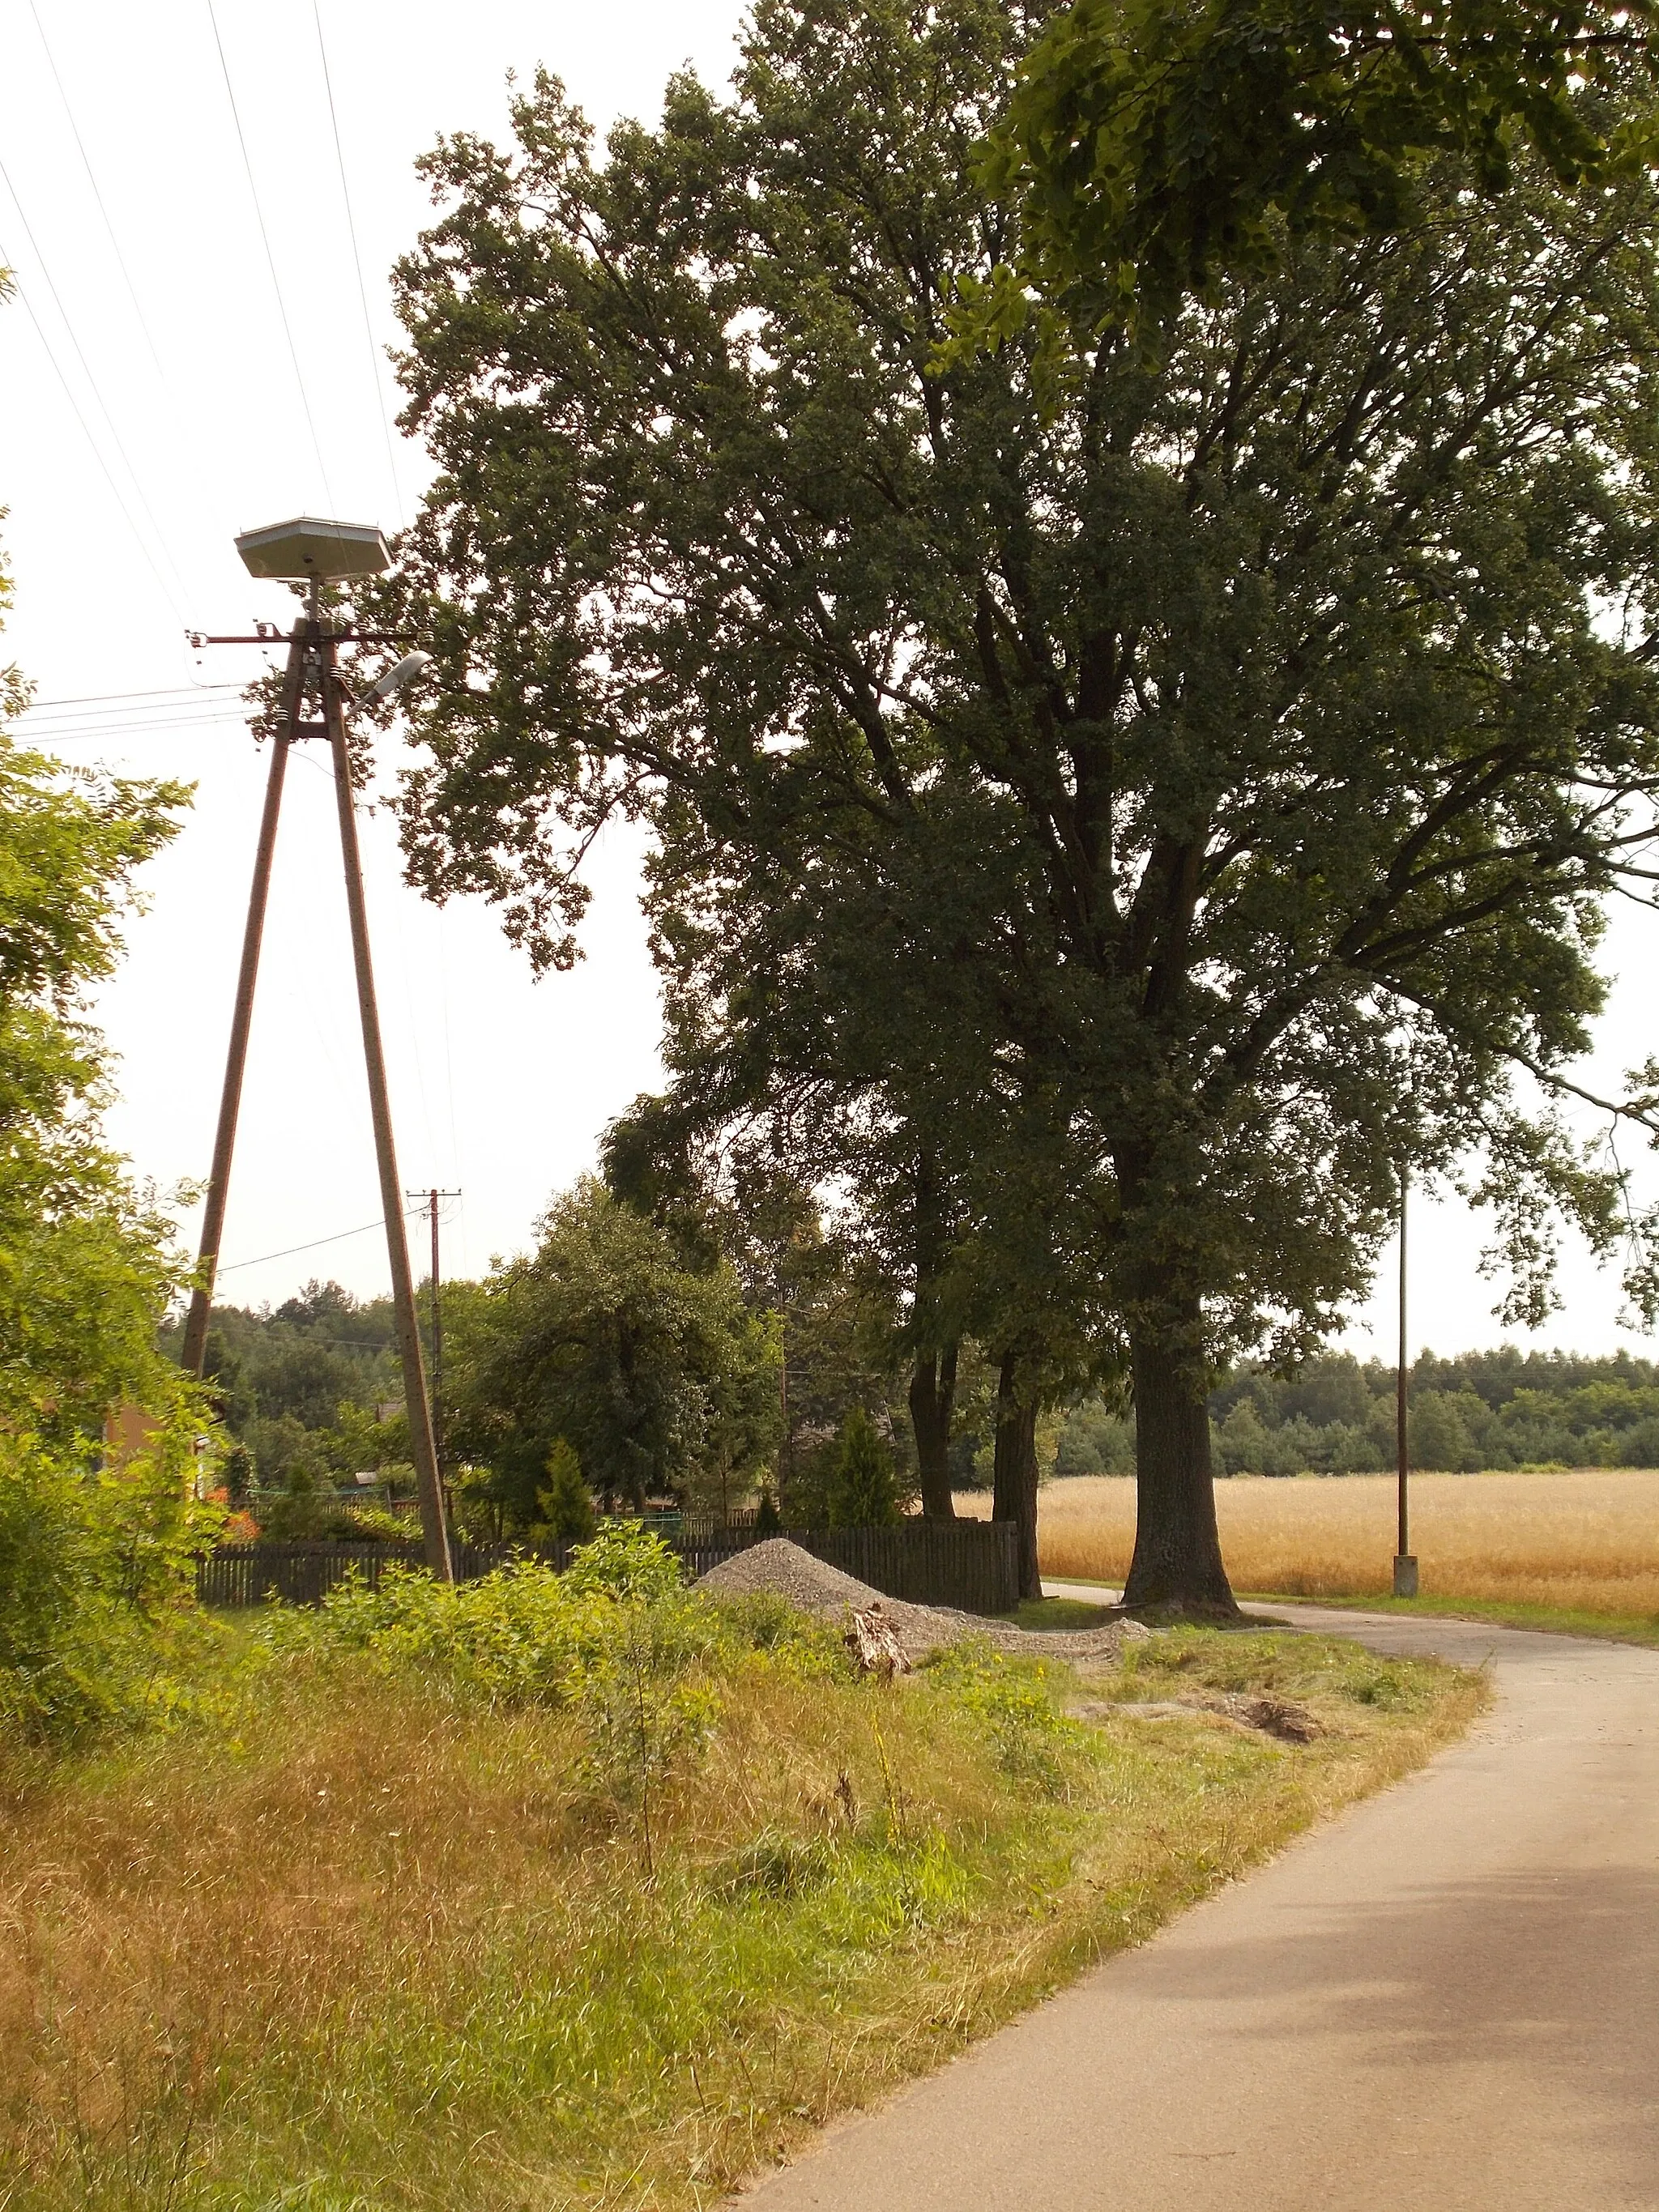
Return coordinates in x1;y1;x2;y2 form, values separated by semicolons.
320;640;452;1581
181;518;453;1581
178;641;304;1376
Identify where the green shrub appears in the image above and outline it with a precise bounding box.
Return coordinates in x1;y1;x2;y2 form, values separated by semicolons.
565;1519;684;1604
536;1438;597;1543
262;1528;701;1711
0;1421;224;1743
829;1409;899;1528
320;1502;411;1542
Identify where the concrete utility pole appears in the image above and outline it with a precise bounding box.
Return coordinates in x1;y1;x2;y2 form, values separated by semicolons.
1394;1166;1418;1598
183;516;453;1582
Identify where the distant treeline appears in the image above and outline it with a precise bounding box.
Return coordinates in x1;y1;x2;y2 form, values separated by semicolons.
178;1276;1659;1496
159;1282;402;1490
1053;1348;1659;1477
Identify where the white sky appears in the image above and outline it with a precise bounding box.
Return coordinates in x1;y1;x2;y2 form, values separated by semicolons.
2;0;1657;1361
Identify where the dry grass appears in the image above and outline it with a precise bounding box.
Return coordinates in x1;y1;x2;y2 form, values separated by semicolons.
0;1608;1480;2212
963;1468;1659;1616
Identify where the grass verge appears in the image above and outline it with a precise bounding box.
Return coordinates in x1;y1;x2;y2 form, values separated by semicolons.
1248;1588;1659;1648
0;1568;1483;2212
1000;1596;1118;1631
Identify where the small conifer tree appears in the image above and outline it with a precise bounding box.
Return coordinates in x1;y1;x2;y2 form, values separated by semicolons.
828;1409;899;1528
754;1483;783;1534
536;1438;597;1544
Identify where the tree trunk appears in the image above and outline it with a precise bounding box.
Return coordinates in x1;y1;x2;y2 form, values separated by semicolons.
992;1350;1040;1600
1122;1315;1238;1617
908;1342;957;1519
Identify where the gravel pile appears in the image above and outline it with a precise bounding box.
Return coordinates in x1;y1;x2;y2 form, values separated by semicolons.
696;1539;889;1614
695;1538;1144;1664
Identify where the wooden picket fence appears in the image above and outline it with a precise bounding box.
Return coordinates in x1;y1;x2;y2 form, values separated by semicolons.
196;1517;1018;1616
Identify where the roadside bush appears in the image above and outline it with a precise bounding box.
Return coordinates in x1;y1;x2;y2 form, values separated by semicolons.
564;1519;684;1603
262;1523;697;1710
318;1502;409;1542
0;1417;224;1744
0;1434;118;1740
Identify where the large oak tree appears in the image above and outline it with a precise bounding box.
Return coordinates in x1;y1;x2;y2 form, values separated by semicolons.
377;0;1659;1611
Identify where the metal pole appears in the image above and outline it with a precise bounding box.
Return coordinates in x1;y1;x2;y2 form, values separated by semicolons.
320;640;453;1582
1394;1164;1418;1596
180;633;303;1375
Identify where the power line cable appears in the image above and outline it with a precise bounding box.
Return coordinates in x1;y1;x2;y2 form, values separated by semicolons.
16;697;257;737
23;695;249;721
217;1206;425;1276
0;169;194;614
18;718;249;747
24;685;245;710
312;0;404;522
23;700;249;726
0;241;189;627
205;0;337;510
24;0;170;386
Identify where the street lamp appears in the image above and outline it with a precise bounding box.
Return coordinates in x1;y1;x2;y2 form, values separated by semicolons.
365;650;433;701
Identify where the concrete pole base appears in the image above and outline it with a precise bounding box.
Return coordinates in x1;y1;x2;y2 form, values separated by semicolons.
1393;1554;1419;1599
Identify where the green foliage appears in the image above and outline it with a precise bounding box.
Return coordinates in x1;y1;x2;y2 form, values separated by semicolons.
101;1417;228;1611
1117;1626;1449;1715
181;1280;403;1484
377;0;1659;1610
1197;1347;1659;1471
0;526;225;1741
535;1437;597;1543
1052;1398;1137;1477
0;1418;225;1742
564;1519;685;1605
264;1554;702;1708
1406;1389;1482;1473
975;0;1657;341
754;1483;783;1533
697;1587;848;1671
829;1409;900;1528
322;1502;411;1543
0;1433;120;1740
922;1639;1086;1793
0;705;191;1442
442;1179;781;1523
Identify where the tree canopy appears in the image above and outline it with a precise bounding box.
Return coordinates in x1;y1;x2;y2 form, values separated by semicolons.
441;1178;780;1524
0;528;196;1445
970;0;1659;338
377;0;1659;1607
0;512;223;1735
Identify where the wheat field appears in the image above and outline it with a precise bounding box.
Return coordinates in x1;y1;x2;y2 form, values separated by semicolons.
962;1470;1659;1614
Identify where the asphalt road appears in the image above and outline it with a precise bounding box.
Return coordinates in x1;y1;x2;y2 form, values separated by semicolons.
730;1600;1659;2211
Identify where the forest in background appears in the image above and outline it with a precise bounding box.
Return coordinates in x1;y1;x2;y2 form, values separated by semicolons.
183;1268;1659;1513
